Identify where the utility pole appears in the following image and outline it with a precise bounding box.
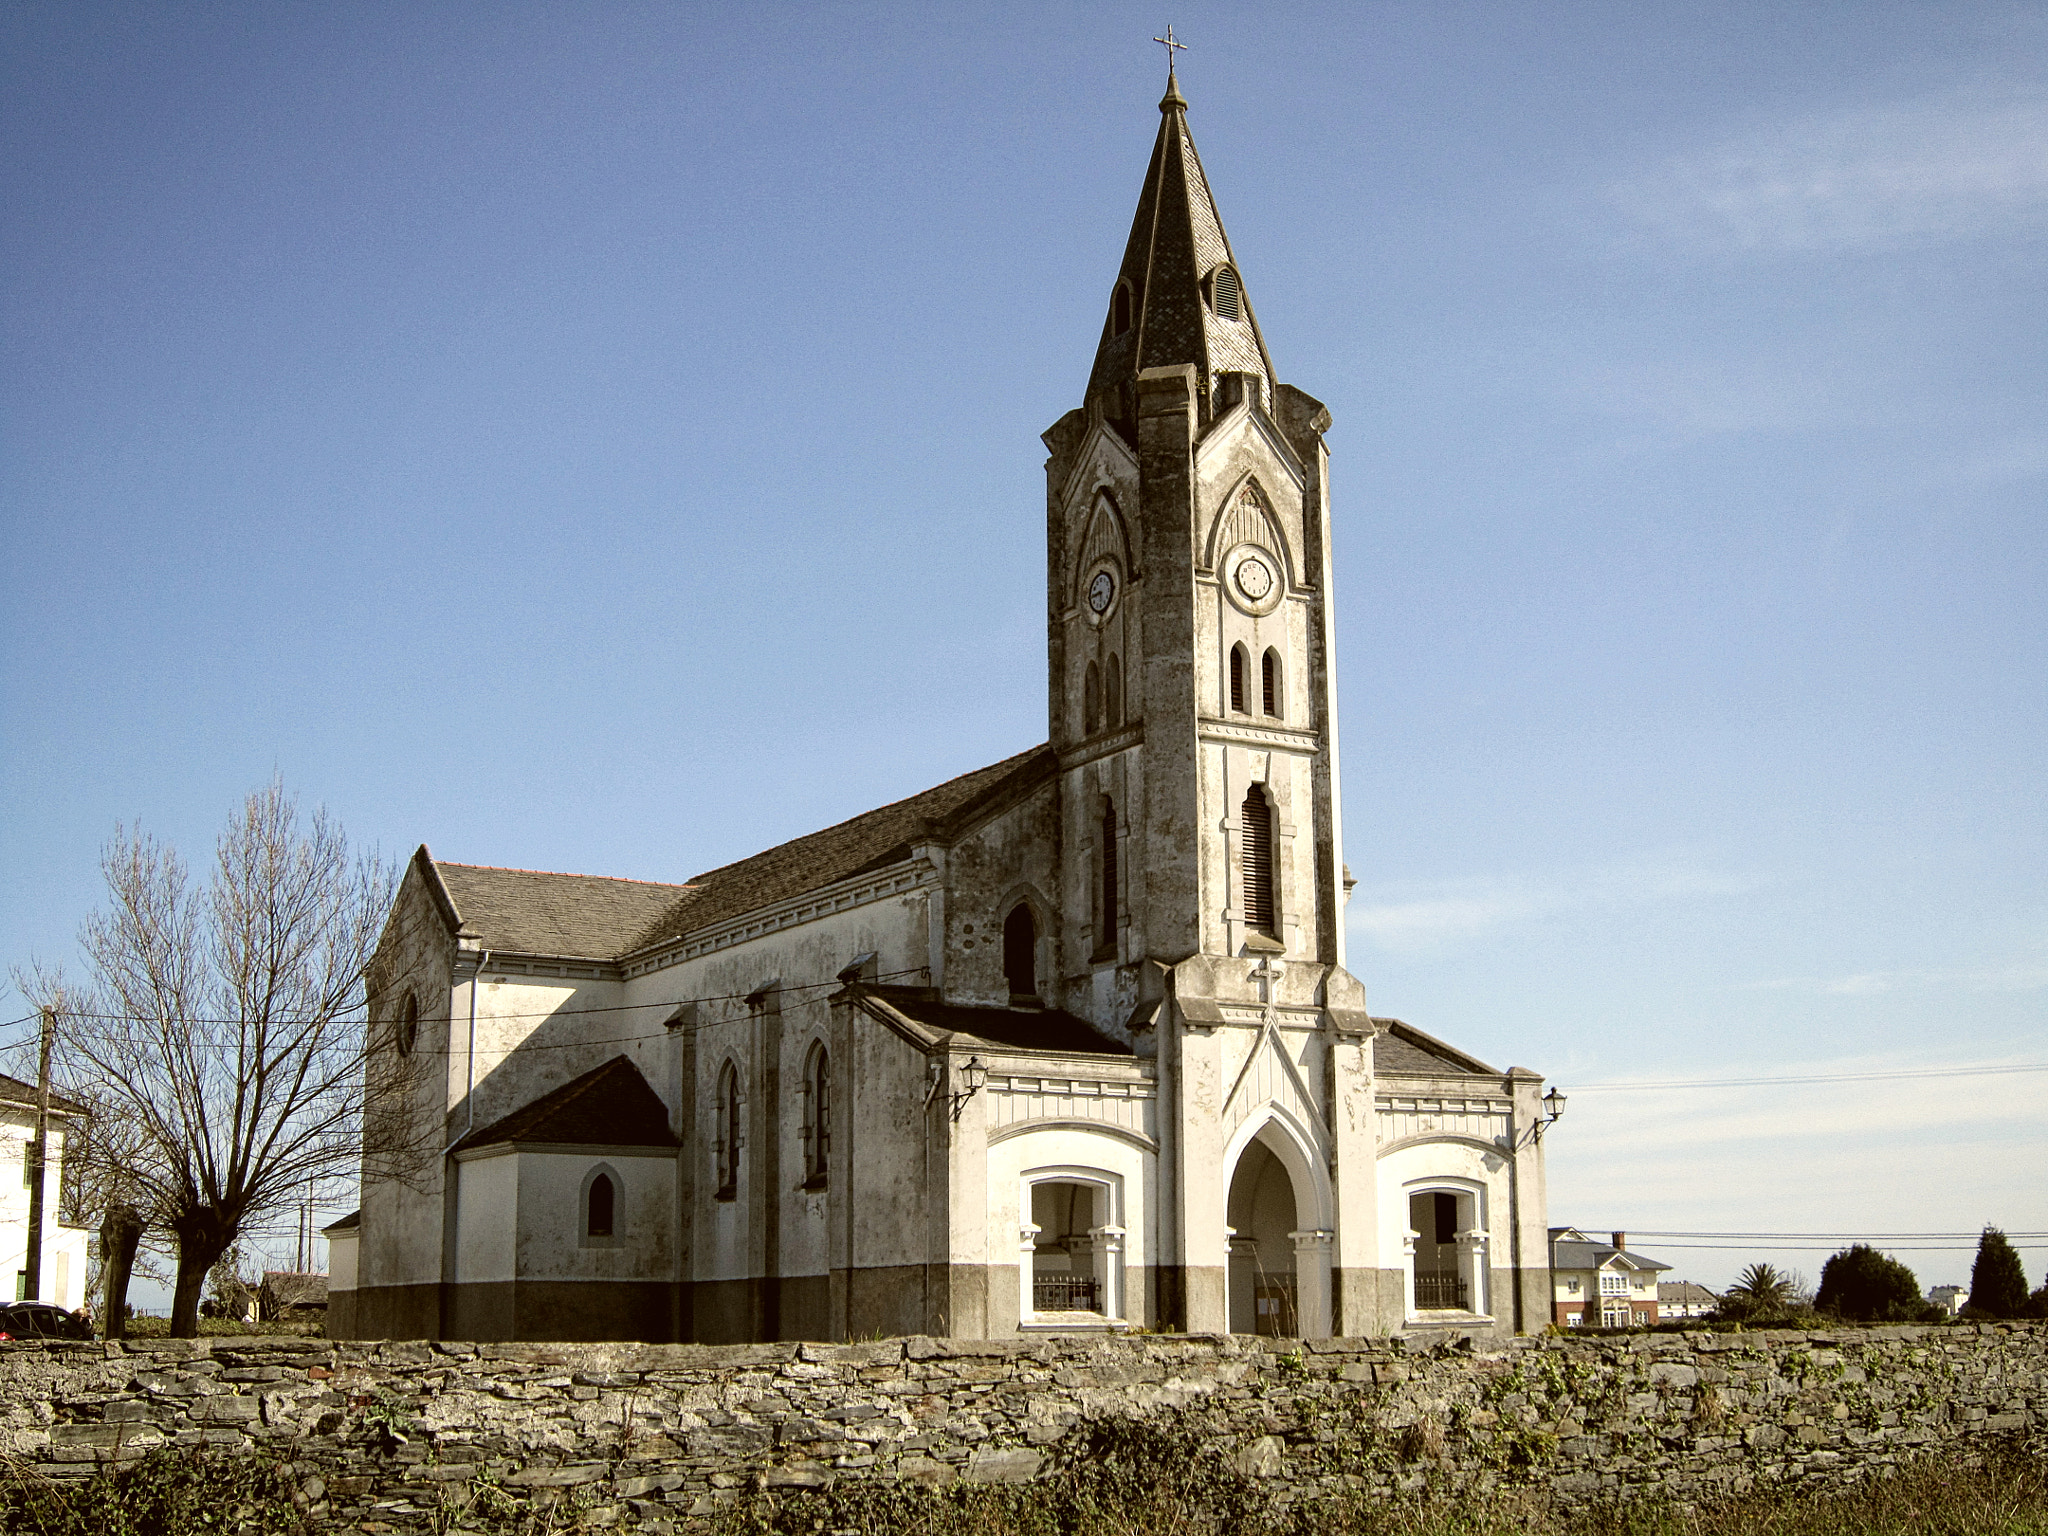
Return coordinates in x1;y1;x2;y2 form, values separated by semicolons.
23;1007;54;1303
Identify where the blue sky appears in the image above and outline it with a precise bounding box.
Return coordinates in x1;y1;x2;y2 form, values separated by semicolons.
4;3;2043;1296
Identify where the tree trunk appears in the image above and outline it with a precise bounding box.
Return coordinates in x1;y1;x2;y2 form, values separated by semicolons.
98;1204;143;1340
169;1208;238;1338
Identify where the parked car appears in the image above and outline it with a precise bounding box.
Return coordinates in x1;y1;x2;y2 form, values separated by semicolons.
0;1302;94;1340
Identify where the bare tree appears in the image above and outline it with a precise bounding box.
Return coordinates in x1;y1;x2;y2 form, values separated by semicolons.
39;780;415;1335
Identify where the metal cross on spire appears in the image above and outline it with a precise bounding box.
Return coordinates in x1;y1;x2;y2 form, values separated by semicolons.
1153;24;1188;77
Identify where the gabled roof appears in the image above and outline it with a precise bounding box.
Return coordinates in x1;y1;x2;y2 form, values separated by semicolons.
624;745;1056;957
425;746;1056;963
861;986;1132;1057
433;861;694;960
453;1055;679;1153
1084;70;1275;411
1550;1233;1673;1274
1659;1281;1718;1303
0;1073;88;1118
320;1210;361;1235
1371;1020;1498;1078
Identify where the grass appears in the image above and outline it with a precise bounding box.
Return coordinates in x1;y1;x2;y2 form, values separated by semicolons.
2;1430;2041;1534
113;1315;326;1339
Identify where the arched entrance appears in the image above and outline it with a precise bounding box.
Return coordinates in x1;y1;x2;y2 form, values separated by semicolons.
1227;1139;1296;1334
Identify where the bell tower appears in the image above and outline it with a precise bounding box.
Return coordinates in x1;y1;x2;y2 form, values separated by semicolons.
1041;63;1377;1335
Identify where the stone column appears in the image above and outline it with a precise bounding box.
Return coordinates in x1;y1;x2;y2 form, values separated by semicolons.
1091;1224;1126;1320
1458;1227;1491;1316
1290;1229;1335;1339
1017;1221;1041;1322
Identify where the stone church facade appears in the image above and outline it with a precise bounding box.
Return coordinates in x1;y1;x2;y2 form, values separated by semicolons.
332;70;1554;1346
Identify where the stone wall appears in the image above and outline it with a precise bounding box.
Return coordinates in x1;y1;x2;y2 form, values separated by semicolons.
2;1323;2042;1531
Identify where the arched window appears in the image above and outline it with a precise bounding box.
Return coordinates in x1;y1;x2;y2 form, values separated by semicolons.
1229;645;1248;713
1104;654;1122;729
1003;903;1038;999
1084;661;1101;735
1098;799;1119;958
715;1060;741;1200
801;1043;830;1188
395;992;418;1057
1110;281;1134;337
586;1172;615;1238
1241;785;1276;935
1211;265;1241;321
1261;648;1282;718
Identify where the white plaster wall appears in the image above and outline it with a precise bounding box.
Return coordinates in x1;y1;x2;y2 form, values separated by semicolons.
515;1151;675;1282
454;1152;519;1284
1377;1139;1512;1318
0;1120;83;1305
328;1231;359;1293
987;1124;1156;1326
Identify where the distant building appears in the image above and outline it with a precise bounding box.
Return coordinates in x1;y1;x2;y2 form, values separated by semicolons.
1657;1280;1718;1320
259;1271;329;1321
0;1073;91;1311
1550;1228;1671;1327
1927;1284;1968;1316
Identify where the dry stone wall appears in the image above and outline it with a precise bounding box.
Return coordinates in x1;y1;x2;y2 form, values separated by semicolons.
1;1323;2042;1531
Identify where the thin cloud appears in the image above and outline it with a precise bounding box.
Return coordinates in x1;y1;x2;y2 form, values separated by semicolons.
1741;966;2048;996
1612;87;2048;253
1350;861;1771;955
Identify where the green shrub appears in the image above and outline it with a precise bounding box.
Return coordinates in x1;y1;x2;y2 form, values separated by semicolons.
1816;1245;1930;1323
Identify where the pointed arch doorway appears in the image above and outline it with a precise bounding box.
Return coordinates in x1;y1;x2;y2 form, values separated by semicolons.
1223;1120;1332;1337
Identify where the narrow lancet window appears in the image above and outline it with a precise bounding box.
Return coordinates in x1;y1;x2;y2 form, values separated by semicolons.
1261;649;1281;718
586;1173;615;1238
1084;661;1101;735
1104;654;1122;728
1229;645;1248;713
1111;281;1134;337
715;1061;741;1200
1003;903;1038;999
1099;799;1119;957
802;1044;830;1188
1241;785;1276;935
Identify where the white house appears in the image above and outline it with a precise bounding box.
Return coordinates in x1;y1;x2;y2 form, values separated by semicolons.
0;1073;91;1312
1551;1228;1670;1327
336;66;1557;1346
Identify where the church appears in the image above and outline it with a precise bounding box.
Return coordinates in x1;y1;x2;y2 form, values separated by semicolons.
329;65;1556;1346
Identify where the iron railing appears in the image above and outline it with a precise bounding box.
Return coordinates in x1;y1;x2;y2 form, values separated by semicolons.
1033;1274;1100;1312
1414;1270;1468;1310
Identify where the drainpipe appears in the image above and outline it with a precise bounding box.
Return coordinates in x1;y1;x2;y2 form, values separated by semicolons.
439;946;487;1336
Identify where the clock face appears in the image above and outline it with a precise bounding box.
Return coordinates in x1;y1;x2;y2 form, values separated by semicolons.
1088;570;1116;614
1235;555;1274;601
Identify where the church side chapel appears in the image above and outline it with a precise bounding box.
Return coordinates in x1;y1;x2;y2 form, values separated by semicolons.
332;58;1555;1347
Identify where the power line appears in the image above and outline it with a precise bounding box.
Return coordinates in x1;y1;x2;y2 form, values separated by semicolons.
1617;1230;2048;1240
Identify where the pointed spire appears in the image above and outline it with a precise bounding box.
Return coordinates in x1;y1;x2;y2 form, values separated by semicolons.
1085;61;1273;428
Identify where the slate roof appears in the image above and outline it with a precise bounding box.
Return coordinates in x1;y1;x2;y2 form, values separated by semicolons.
1658;1282;1718;1304
1085;71;1275;412
0;1073;88;1118
453;1055;679;1153
1550;1230;1673;1274
426;746;1056;963
1371;1020;1498;1077
864;986;1132;1057
626;746;1055;957
432;862;694;959
321;1210;361;1234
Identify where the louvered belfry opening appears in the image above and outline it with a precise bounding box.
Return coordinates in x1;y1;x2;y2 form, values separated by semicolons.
1241;785;1276;933
1229;645;1247;712
1213;264;1241;320
1099;799;1119;956
1261;649;1279;717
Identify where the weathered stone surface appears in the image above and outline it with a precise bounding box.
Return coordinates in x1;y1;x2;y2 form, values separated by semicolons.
0;1325;2043;1529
